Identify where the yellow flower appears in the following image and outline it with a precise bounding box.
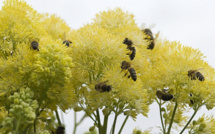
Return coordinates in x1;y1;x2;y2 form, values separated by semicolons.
0;0;46;57
189;114;215;134
143;40;215;108
41;13;71;41
93;8;150;59
29;37;76;111
70;23;149;118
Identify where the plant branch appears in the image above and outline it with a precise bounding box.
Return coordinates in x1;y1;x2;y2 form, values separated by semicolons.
118;115;129;134
167;102;178;134
159;100;166;134
179;106;199;134
112;108;119;134
96;109;102;134
102;113;110;134
79;104;97;123
73;112;87;134
55;110;62;126
73;111;77;134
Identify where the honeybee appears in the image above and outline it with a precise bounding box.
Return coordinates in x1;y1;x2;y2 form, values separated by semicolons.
56;126;65;134
31;41;39;51
156;89;173;101
63;32;72;47
123;38;136;60
188;69;205;81
95;80;112;92
63;40;72;47
121;61;137;81
141;24;159;50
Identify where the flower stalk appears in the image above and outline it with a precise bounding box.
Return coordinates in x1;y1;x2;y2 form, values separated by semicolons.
118;115;129;134
158;100;166;134
167;102;178;134
180;106;200;134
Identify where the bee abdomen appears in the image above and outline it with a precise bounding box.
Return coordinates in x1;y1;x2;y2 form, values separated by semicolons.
95;82;112;92
156;91;173;101
129;47;136;60
196;72;205;81
128;68;137;81
147;41;154;50
101;85;112;92
63;40;72;47
31;41;39;51
162;94;173;101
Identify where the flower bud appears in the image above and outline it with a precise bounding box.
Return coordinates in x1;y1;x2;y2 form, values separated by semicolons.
199;123;206;131
192;120;197;125
161;107;166;112
102;108;109;115
74;106;82;112
89;126;95;132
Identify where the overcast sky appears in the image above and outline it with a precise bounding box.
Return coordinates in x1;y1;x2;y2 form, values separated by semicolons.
1;0;215;133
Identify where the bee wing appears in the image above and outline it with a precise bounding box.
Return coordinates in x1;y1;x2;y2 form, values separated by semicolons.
141;23;146;30
154;31;160;40
103;80;108;84
63;32;66;40
148;24;156;29
196;68;204;71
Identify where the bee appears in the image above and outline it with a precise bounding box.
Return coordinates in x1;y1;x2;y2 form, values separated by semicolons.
188;69;205;81
121;61;137;81
63;32;72;47
95;80;112;92
141;24;159;50
56;126;65;134
156;89;173;101
63;40;72;47
31;41;39;51
123;38;136;60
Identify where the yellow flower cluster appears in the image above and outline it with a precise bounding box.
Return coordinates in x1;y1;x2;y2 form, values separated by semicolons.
0;0;215;133
0;0;77;133
144;40;215;107
0;0;46;57
189;114;215;134
71;9;150;119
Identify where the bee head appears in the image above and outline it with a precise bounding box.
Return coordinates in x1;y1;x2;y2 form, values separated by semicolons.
123;38;133;46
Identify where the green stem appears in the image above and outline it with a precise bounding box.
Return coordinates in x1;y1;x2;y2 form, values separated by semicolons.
159;100;166;134
55;110;62;126
77;114;87;126
73;111;77;134
34;87;48;133
167;102;178;134
23;124;32;134
96;109;102;134
79;104;96;123
179;107;199;134
112;112;118;134
118;115;129;134
14;120;20;134
102;114;109;134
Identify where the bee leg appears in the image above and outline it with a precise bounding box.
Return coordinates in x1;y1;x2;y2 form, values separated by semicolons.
124;72;128;77
128;75;131;78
